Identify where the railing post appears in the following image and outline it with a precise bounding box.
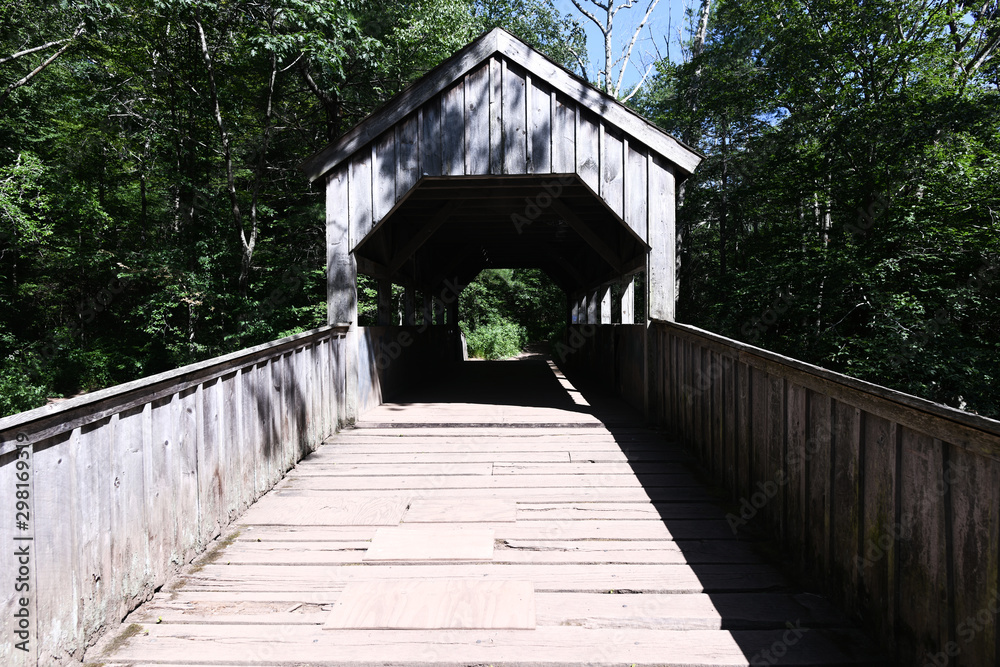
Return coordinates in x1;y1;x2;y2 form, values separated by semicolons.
620;276;635;324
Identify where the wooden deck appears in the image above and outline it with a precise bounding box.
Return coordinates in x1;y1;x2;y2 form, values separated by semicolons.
98;357;881;666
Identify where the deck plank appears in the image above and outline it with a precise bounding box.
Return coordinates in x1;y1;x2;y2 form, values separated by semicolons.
96;358;880;666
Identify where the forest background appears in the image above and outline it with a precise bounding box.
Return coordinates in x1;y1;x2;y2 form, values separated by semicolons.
1;0;997;418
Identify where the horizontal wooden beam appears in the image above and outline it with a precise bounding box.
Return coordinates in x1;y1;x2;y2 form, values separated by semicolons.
388;200;461;275
548;198;622;274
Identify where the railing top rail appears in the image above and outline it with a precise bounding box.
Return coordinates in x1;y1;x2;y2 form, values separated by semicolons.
0;324;349;453
655;319;1000;453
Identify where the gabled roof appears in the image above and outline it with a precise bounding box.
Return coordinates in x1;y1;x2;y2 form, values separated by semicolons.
301;28;702;182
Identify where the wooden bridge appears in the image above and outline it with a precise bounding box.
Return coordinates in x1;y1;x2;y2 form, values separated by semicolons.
3;28;1000;667
90;356;880;665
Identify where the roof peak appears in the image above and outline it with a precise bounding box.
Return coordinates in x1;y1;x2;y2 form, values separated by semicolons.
301;28;701;182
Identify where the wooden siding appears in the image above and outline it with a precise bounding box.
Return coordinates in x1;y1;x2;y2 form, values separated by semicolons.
0;326;347;666
302;29;701;182
325;54;674;255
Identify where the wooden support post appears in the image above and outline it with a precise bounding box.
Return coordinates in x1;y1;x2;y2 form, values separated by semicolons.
447;299;459;326
403;287;416;325
647;155;676;322
621;276;635;324
422;291;433;325
377;278;392;325
326;168;358;423
598;285;612;325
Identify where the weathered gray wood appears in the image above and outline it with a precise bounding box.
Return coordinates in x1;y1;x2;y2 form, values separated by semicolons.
859;414;897;642
529;77;551;173
895;429;948;665
221;372;241;522
0;326;344;453
620;275;635;324
488;56;502;174
646;154;675;321
948;443;1000;666
373;130;396;221
806;392;832;581
300;28;702;182
711;349;724;486
75;420;113;644
501;60;527;174
830;400;862;614
0;440;36;667
419;101;442;177
495;30;702;176
111;408;152;616
301;28;504;181
326;168;354;328
33;431;77;658
601;126;624;217
200;378;223;541
176;387;201;557
396;112;420;197
785;382;807;564
625;140;647;240
722;354;737;496
464;63;490;175
238;368;256;509
551;93;574;173
324;580;535;629
100;625;879;666
145;400;171;590
441;80;464;176
575;107;600;190
658;320;1000;457
348;151;373;250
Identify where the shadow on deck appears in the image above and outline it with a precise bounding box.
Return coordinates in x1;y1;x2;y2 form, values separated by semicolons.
94;356;883;666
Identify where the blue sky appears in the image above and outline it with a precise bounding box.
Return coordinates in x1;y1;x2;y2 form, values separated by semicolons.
553;0;694;92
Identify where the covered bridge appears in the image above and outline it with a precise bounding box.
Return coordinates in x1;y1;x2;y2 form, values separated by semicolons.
3;27;1000;667
301;27;700;419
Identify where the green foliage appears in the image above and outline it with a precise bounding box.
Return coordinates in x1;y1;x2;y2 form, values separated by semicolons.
0;0;584;416
459;268;565;358
462;318;525;359
637;0;1000;418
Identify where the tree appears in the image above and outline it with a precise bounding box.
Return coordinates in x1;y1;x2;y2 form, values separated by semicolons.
638;0;1000;417
568;0;663;100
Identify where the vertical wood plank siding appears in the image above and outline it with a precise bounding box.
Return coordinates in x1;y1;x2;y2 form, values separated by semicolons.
337;54;674;255
0;326;347;666
641;320;1000;665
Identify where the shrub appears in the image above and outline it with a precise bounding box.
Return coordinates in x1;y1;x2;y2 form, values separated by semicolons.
463;319;525;360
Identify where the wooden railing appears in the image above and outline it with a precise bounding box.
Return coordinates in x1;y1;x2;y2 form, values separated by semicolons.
646;320;1000;666
0;325;347;666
